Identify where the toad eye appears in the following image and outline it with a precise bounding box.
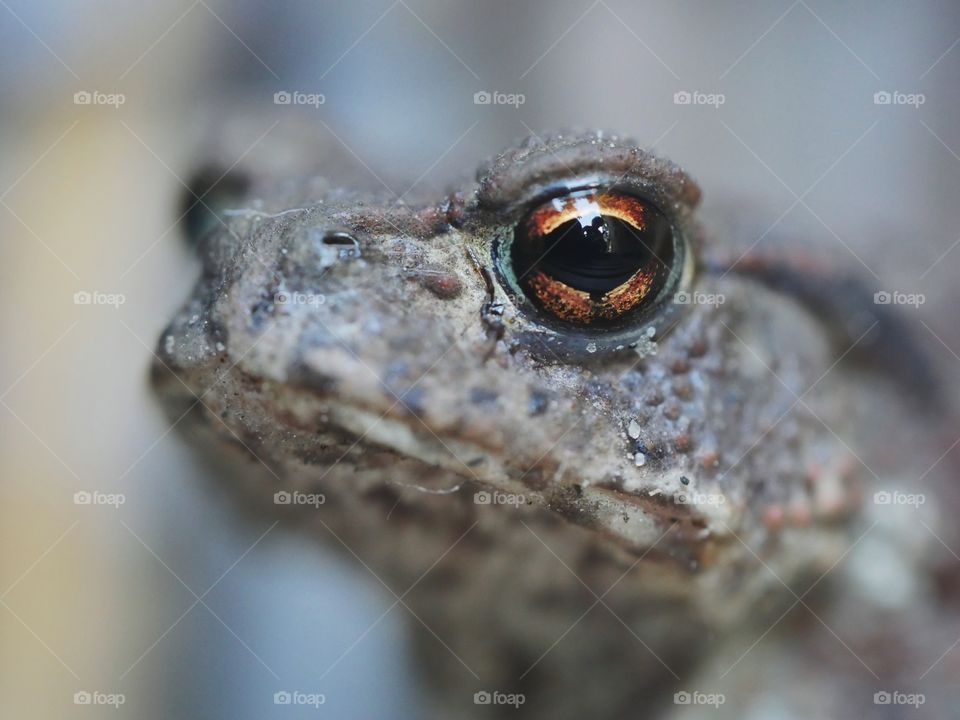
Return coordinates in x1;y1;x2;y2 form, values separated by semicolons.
501;189;681;328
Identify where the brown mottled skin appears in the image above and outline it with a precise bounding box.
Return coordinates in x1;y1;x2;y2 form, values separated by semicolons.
153;129;959;719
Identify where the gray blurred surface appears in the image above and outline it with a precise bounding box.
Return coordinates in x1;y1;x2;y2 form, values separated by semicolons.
1;1;958;717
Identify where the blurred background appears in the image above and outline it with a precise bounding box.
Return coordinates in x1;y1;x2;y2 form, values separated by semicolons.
1;1;958;717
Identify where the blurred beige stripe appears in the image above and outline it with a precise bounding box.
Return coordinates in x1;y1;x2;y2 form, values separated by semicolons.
1;6;208;710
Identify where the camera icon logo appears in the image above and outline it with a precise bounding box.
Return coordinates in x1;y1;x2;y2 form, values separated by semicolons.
874;291;891;304
74;291;92;305
673;91;692;105
474;691;492;704
673;291;691;304
873;91;892;105
474;91;492;105
74;491;92;505
274;91;292;105
873;491;892;505
274;491;292;505
474;491;491;505
674;691;692;704
74;691;92;705
874;691;892;704
74;91;92;105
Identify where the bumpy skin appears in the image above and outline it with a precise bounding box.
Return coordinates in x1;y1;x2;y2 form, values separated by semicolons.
153;130;958;719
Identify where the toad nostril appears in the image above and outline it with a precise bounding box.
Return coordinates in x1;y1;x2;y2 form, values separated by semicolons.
319;231;361;261
321;231;358;245
298;228;362;276
321;232;353;245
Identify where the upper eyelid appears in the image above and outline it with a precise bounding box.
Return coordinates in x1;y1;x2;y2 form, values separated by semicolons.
474;134;701;218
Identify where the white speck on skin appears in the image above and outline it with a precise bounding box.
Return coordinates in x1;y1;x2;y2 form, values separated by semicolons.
586;342;597;353
634;452;647;467
627;419;641;439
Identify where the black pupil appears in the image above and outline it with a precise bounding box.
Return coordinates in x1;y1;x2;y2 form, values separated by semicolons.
513;195;672;297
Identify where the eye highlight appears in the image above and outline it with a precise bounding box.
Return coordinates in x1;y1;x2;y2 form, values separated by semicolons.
506;189;677;327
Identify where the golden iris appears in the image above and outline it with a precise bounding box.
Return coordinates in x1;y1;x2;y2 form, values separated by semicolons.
510;190;674;325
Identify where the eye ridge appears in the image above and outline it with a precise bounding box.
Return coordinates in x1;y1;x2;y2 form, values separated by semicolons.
506;188;677;328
